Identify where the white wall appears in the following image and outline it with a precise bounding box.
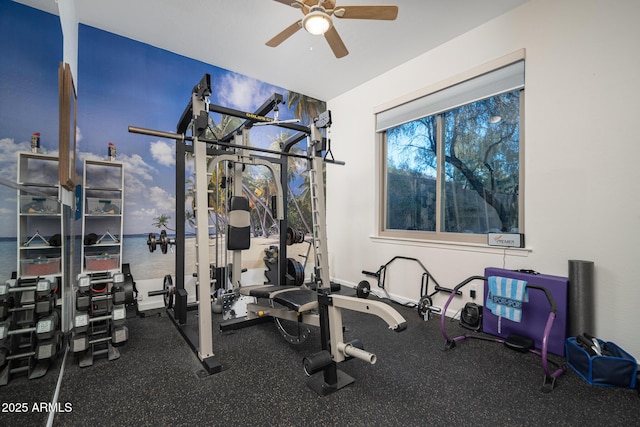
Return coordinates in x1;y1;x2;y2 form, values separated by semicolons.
326;0;640;358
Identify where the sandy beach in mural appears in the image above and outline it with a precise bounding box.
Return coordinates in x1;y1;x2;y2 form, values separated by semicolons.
182;236;312;272
111;234;312;281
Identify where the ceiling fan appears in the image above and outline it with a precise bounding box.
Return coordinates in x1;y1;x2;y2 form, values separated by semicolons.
266;0;399;58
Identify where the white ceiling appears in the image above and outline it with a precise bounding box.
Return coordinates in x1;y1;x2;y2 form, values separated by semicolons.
15;0;527;101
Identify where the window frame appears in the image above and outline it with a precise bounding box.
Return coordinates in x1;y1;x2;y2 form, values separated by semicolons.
375;51;526;245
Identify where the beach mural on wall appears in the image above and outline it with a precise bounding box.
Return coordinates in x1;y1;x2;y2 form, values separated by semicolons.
0;2;325;280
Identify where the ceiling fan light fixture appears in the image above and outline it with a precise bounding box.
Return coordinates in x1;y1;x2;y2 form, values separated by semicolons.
303;9;332;35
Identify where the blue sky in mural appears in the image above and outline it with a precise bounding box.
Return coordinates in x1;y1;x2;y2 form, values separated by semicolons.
0;1;312;237
76;24;301;235
0;2;62;237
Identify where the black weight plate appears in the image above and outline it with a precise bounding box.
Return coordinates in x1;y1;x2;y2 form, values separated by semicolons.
356;280;371;299
287;258;305;286
163;275;174;309
160;230;169;254
417;295;432;318
147;233;157;252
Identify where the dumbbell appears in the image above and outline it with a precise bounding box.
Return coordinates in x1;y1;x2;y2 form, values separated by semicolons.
0;340;10;366
73;304;127;333
0;339;57;364
35;295;56;315
0;310;59;341
78;271;124;292
76;272;126;309
35;333;60;360
1;278;53;298
111;325;129;347
0;282;12;320
71;325;128;353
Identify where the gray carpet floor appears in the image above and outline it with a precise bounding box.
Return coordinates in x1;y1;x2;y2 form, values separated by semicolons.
1;293;638;426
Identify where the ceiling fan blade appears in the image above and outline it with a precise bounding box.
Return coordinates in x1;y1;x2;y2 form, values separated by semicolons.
324;26;348;58
334;5;398;20
273;0;309;11
266;20;303;47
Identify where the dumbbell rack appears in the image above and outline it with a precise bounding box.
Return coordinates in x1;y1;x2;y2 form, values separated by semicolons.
71;272;128;367
1;152;65;385
71;160;128;366
0;277;61;386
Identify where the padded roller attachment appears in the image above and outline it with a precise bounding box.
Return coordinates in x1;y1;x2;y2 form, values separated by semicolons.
303;350;333;376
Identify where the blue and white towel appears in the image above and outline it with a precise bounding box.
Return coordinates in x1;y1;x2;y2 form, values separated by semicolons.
486;276;528;322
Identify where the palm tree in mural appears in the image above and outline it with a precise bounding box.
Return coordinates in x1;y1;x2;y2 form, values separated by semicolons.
181;113;244;234
179;91;325;238
287;91;325;125
267;130;311;235
286;90;327;233
151;213;174;231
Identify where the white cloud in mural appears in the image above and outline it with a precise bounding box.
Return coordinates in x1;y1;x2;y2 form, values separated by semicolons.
147;185;175;211
76;146;178;233
218;73;279;112
75;126;83;151
149;140;175;166
0;137;30;181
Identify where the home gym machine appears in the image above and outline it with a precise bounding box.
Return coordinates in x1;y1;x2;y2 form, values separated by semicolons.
129;74;407;394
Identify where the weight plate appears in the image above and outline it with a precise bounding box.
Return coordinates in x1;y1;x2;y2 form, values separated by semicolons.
287;258;305;286
123;274;136;304
163;275;174;309
417;295;432;319
160;230;169;254
147;233;157;253
356;280;371;299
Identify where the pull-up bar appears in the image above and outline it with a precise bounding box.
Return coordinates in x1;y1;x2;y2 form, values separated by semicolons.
127;125;345;166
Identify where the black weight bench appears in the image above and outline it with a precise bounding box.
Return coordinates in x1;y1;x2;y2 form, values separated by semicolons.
240;285;319;313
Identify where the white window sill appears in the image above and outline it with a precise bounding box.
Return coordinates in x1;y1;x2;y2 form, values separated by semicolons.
369;235;532;257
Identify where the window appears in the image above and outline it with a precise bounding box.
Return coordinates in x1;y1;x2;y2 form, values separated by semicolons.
377;58;524;244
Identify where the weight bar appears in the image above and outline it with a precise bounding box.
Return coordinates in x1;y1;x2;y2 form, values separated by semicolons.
147;230;175;254
147;275;175;309
73;304;127;333
71;325;128;353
